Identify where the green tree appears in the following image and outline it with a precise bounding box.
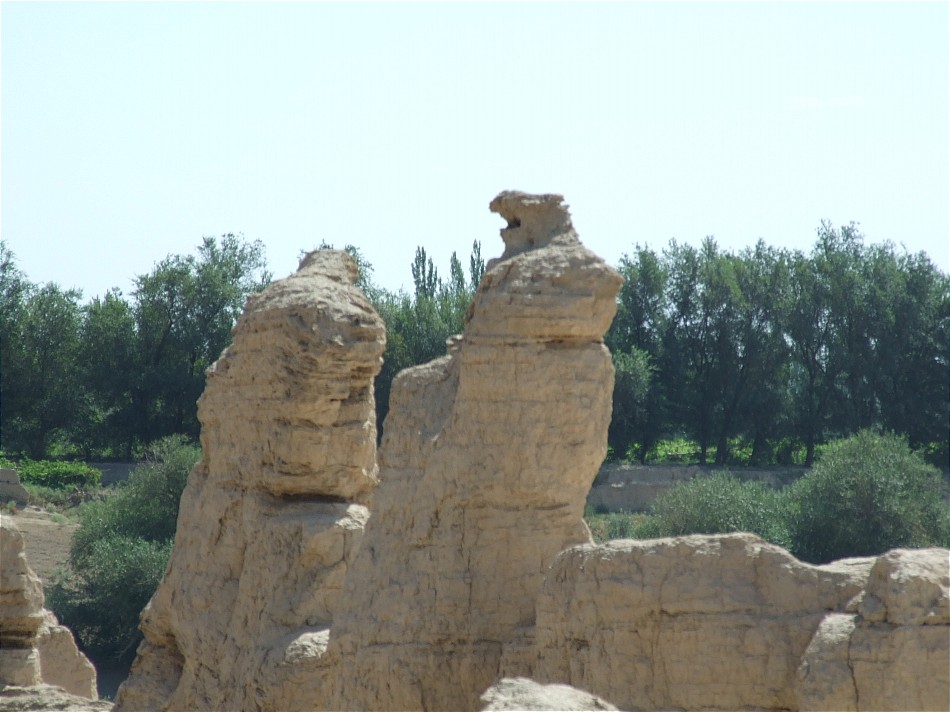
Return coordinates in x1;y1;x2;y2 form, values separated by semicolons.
783;246;837;466
785;430;950;563
608;347;654;461
6;283;85;457
606;246;669;461
864;246;949;459
0;242;33;452
661;238;742;464
76;290;137;457
128;234;270;444
372;242;484;435
733;243;794;464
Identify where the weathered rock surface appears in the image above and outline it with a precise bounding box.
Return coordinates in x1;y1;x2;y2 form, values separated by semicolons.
532;533;871;711
0;518;98;700
0;468;30;504
479;677;618;711
530;533;949;712
0;684;112;712
318;191;623;711
104;191;946;712
797;547;950;711
113;250;386;712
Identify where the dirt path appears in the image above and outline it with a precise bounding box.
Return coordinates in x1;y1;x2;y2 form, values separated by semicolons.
5;506;78;582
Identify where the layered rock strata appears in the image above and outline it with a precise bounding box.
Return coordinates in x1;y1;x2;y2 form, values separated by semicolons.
531;533;949;712
319;191;623;711
113;250;386;712
0;518;98;699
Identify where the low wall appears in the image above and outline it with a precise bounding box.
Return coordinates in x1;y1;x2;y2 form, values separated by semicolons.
586;463;807;513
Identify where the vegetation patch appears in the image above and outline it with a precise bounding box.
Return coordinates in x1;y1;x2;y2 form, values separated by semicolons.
585;431;949;564
47;436;200;664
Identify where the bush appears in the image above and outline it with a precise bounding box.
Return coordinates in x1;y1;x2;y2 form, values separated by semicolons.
632;471;792;548
47;536;174;662
785;430;950;564
586;511;654;543
0;457;101;490
47;435;200;663
69;436;200;565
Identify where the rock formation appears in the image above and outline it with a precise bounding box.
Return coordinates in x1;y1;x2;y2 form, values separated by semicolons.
529;533;949;712
479;677;617;711
797;547;949;711
113;250;386;712
0;685;112;712
0;468;30;504
112;191;948;712
318;191;623;711
0;518;98;700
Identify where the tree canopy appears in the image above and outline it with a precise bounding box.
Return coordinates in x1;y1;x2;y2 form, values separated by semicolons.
1;224;946;469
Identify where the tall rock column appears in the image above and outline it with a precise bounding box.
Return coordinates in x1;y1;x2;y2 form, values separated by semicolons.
322;191;623;711
114;250;386;712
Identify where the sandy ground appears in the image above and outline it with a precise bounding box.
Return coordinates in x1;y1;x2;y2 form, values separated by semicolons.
5;505;78;582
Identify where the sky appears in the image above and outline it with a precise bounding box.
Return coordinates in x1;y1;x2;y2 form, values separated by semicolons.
2;2;948;302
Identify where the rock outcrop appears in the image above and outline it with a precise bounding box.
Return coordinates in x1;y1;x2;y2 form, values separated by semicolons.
529;533;949;712
797;547;950;711
0;685;112;712
0;468;30;504
114;250;386;712
111;191;948;712
0;518;98;700
318;191;623;711
479;677;617;711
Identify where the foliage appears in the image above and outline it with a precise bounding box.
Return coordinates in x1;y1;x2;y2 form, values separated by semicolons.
646;437;703;464
607;347;653;462
20;483;84;511
606;227;948;470
121;234;270;450
1;236;269;460
370;243;484;434
590;433;949;565
636;471;792;548
8;459;102;490
784;430;950;564
47;536;174;662
586;510;653;543
3;225;947;470
47;436;200;663
68;436;199;566
0;272;85;457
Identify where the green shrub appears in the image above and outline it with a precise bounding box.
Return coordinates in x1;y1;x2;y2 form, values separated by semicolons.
785;430;950;564
46;435;200;663
636;471;792;548
47;536;174;662
4;458;102;490
69;436;200;566
21;483;84;510
586;512;654;543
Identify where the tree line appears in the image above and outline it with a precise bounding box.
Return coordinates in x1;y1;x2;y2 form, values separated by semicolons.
1;223;946;468
607;223;948;467
1;235;270;459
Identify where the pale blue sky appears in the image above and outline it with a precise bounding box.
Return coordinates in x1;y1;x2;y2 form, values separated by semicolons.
2;2;947;301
